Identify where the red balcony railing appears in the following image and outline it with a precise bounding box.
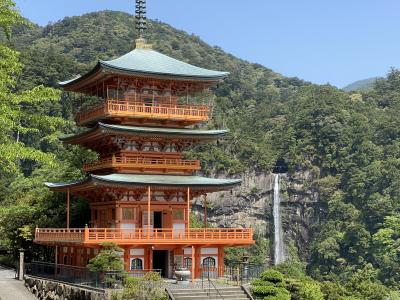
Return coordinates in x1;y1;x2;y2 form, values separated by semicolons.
35;228;254;246
83;155;201;173
75;100;210;126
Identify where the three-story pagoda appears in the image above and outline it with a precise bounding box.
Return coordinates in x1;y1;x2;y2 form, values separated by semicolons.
34;36;254;279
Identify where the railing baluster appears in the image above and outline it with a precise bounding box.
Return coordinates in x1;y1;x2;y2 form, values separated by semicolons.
77;99;210;125
35;227;252;245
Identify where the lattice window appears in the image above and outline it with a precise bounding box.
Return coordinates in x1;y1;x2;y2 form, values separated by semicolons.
202;257;216;268
183;257;192;269
131;258;143;270
142;211;154;226
122;208;135;220
172;209;184;220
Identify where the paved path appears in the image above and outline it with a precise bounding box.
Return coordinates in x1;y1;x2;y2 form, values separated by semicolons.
0;265;36;300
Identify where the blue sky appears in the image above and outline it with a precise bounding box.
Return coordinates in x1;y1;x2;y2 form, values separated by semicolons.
14;0;400;87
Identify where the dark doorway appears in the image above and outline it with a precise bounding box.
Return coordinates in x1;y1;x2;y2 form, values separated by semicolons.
154;211;162;229
153;250;168;277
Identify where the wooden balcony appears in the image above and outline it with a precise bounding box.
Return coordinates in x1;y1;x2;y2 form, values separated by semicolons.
75;99;210;126
83;155;201;174
34;228;254;246
34;228;85;243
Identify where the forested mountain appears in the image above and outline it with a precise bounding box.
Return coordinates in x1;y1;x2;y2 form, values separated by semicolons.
342;77;378;92
2;9;400;299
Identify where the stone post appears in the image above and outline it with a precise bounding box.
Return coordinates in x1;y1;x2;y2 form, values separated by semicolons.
18;249;24;281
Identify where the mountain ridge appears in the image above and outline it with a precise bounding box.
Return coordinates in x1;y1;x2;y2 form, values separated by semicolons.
342;77;379;92
7;10;303;90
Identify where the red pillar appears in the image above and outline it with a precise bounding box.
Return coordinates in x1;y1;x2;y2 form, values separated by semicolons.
124;247;130;272
147;186;151;235
191;245;195;282
145;246;152;270
218;246;225;278
54;246;58;277
203;194;208;228
66;189;70;229
187;187;190;231
195;246;201;279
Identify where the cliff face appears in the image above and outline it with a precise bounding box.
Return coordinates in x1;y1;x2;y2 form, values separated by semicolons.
192;171;319;262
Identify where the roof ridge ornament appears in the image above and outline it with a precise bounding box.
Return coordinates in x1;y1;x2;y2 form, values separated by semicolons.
135;37;152;49
135;0;147;36
135;0;152;49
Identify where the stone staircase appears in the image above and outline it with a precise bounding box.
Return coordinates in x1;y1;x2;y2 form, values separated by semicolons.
167;286;252;300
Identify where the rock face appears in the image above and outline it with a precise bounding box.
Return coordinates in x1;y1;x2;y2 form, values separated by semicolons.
24;276;109;300
192;171;319;262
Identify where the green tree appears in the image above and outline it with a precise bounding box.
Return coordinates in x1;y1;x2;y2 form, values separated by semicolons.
372;216;400;286
87;242;124;273
0;1;63;175
0;0;75;258
0;0;24;38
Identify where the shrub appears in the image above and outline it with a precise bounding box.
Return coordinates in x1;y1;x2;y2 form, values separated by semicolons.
259;270;285;284
299;281;324;300
112;272;168;300
286;278;323;300
0;255;17;268
252;285;290;299
87;242;124;273
252;284;279;295
252;270;291;300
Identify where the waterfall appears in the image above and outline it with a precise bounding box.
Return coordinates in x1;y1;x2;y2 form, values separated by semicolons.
273;174;286;265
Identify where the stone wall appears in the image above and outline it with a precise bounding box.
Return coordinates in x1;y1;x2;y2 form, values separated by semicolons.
24;276;109;300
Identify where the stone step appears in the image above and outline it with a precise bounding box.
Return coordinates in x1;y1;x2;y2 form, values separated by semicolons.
174;298;249;300
169;287;251;300
173;293;247;298
173;297;249;300
172;287;243;293
172;290;245;294
173;293;242;297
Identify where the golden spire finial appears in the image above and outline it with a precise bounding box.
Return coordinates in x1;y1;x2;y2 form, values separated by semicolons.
135;38;152;49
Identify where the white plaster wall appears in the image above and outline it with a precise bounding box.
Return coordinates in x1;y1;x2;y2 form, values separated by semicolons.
200;248;218;255
130;248;144;256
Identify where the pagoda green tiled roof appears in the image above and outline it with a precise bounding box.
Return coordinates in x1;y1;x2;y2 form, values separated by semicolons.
59;48;228;87
60;122;228;142
102;49;228;78
45;174;241;192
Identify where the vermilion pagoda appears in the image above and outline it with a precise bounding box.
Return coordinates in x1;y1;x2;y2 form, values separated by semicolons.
34;37;254;280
